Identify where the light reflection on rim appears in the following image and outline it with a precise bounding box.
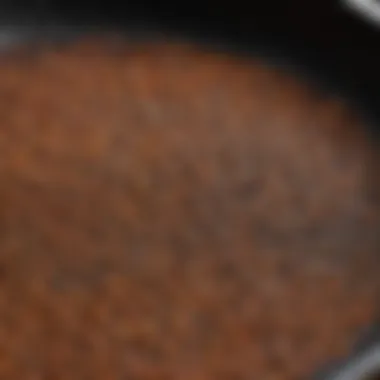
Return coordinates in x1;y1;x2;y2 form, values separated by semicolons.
342;0;380;27
314;323;380;380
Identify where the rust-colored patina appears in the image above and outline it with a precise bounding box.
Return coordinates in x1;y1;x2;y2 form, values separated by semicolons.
0;37;379;379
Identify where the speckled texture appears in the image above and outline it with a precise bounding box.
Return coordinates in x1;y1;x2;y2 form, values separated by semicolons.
0;37;379;379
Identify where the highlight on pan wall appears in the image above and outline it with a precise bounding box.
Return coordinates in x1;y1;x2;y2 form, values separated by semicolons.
342;0;380;26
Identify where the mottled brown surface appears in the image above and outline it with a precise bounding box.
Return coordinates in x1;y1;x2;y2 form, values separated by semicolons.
0;37;379;379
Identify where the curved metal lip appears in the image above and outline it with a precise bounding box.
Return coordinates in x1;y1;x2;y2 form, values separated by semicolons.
332;347;380;379
317;344;380;380
342;0;380;27
0;22;139;50
314;324;380;380
0;13;188;53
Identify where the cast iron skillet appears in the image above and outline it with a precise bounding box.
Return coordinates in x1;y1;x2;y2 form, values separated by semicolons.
0;10;379;380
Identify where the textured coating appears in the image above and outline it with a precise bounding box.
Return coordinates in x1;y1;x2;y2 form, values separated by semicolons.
0;37;379;379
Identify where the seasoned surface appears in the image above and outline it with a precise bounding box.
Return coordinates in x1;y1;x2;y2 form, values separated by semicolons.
0;38;379;379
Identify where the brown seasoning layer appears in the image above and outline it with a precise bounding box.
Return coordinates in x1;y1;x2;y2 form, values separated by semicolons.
0;37;379;379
